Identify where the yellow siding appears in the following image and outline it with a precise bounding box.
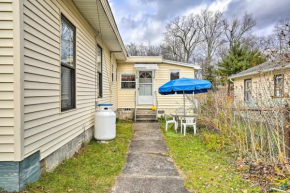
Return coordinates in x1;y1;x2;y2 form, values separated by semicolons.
117;63;195;112
117;63;136;108
234;69;290;104
22;0;116;160
0;0;14;161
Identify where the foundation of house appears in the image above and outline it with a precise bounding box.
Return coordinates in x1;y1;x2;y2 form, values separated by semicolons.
117;108;135;120
40;127;93;172
0;151;40;192
0;127;94;192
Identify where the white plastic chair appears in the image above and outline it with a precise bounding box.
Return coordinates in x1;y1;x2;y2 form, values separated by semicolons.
165;114;176;132
181;117;197;136
175;107;187;130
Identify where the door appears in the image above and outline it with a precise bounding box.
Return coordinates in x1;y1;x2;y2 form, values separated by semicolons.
138;71;153;105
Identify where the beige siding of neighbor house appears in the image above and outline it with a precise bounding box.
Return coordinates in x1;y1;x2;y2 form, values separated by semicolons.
117;63;195;112
0;0;15;161
22;0;116;160
233;69;290;103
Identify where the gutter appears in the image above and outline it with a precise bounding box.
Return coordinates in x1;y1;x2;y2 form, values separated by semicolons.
99;0;128;58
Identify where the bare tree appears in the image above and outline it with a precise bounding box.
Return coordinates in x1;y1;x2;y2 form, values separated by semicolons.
197;9;224;75
163;14;201;63
126;42;139;56
160;36;183;62
126;42;161;56
275;18;290;52
222;12;256;49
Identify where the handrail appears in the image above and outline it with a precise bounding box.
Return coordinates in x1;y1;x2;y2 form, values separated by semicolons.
155;91;158;120
134;90;137;122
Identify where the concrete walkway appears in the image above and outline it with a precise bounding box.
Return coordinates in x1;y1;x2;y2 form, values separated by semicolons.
112;122;189;193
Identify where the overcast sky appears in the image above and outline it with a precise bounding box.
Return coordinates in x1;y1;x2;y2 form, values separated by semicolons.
109;0;290;46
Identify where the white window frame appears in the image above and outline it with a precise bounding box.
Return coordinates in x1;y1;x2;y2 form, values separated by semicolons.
169;69;180;80
274;74;284;98
244;79;252;102
120;73;136;89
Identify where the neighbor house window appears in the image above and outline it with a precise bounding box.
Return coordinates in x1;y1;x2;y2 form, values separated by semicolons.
170;69;180;80
97;45;102;98
61;15;76;111
121;74;136;89
244;79;252;102
274;74;284;97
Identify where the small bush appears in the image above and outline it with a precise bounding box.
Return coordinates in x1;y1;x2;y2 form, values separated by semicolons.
202;132;230;151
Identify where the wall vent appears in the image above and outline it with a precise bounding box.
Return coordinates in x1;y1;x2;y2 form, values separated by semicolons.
158;110;165;114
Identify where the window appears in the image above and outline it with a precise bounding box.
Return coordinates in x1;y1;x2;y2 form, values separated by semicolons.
121;74;136;89
244;79;252;102
112;64;114;82
61;15;76;111
274;74;284;97
97;45;102;98
170;69;180;80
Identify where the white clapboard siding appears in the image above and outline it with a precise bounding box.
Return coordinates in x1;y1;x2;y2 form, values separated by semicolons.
22;0;117;160
0;0;14;161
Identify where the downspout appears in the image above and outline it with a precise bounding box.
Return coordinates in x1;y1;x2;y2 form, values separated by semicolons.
94;31;100;111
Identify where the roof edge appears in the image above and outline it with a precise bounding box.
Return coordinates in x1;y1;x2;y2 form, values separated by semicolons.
118;56;201;69
230;66;290;79
100;0;127;58
162;59;202;69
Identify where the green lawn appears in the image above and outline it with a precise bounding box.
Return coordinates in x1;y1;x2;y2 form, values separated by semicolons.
24;120;133;193
159;119;260;193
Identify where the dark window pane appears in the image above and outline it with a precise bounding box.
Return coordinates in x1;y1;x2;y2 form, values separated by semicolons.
61;18;74;67
121;82;136;89
170;71;179;80
61;15;75;111
61;66;73;109
98;72;102;97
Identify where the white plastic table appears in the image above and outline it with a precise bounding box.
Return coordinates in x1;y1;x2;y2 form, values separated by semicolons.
170;113;198;131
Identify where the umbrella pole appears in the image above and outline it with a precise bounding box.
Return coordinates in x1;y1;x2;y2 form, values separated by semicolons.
183;90;185;118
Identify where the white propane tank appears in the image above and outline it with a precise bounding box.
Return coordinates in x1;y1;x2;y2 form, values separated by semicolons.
94;104;116;140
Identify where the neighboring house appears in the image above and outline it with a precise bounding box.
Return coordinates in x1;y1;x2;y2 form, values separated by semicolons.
230;61;290;106
0;0;200;191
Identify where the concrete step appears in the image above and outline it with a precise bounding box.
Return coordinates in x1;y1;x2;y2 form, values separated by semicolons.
136;109;156;114
136;117;157;121
136;111;156;115
136;114;156;117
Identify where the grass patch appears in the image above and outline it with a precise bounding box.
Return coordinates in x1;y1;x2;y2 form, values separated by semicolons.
159;119;260;193
23;120;133;193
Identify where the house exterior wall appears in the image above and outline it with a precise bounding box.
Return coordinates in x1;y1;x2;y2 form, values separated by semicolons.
233;69;290;105
0;0;15;161
117;63;195;113
21;0;116;162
